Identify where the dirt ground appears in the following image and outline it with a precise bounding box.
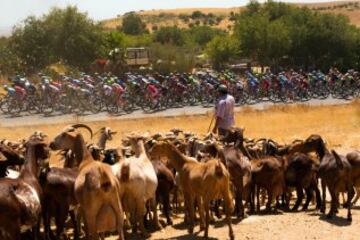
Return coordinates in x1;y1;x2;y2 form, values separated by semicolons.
103;206;360;240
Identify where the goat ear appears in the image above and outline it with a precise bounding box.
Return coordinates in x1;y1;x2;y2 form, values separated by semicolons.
331;150;344;169
0;152;6;161
73;133;85;161
66;127;75;132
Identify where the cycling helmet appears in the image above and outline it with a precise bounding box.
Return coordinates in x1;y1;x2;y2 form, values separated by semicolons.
218;84;228;94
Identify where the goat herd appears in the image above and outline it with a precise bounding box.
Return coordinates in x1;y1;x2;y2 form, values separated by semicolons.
0;124;360;240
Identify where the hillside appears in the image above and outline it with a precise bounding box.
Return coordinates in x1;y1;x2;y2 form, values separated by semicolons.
100;1;360;32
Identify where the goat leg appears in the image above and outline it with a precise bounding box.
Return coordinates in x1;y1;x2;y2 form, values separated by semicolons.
303;187;314;211
320;180;326;213
163;191;173;225
32;221;41;240
235;188;244;218
197;196;205;231
352;187;360;205
292;186;304;211
55;204;70;240
204;201;210;239
223;189;235;240
266;188;273;212
70;210;79;240
249;183;255;214
312;180;322;210
185;196;195;234
42;204;53;240
137;200;150;238
327;188;337;219
347;185;355;222
256;186;261;212
150;197;162;230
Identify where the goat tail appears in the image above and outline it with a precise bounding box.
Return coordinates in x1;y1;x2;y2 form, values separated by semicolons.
331;150;344;169
215;160;225;178
120;163;130;182
85;171;102;190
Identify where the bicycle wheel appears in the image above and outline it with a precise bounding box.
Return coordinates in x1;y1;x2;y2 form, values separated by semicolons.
41;98;54;116
90;96;102;114
0;96;10;114
8;99;22;116
27;96;41;115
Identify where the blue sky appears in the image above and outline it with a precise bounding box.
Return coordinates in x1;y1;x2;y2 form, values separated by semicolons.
0;0;343;35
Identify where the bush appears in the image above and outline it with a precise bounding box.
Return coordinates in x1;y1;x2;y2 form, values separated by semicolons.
151;25;158;32
150;43;196;73
206;35;239;69
191;11;204;19
7;6;103;72
188;26;223;47
120;13;147;35
154;26;185;46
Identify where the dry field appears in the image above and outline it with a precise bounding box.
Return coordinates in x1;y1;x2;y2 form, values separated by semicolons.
1;101;359;150
2;102;360;239
1;101;360;165
101;1;360;31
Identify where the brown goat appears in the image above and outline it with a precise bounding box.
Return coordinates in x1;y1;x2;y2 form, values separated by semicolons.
151;159;175;225
250;156;286;213
149;141;234;240
0;138;49;240
345;151;360;205
40;166;79;240
319;149;354;221
283;153;321;211
197;141;251;219
0;144;24;178
50;124;125;239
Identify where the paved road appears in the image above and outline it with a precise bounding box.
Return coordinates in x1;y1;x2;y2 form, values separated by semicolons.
0;97;352;127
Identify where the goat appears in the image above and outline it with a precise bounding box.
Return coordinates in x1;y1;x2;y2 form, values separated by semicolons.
347;151;360;205
151;158;175;225
50;124;125;239
0;138;49;240
250;156;286;213
149;141;234;240
41;124;95;239
264;137;322;211
319;149;354;221
112;134;160;237
0;144;24;178
283;153;321;211
88;127;119;164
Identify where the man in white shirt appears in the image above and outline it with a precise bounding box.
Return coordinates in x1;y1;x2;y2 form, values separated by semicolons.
212;84;235;136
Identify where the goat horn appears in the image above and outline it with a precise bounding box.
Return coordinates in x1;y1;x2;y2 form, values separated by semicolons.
71;124;93;139
255;138;267;143
93;127;106;136
267;139;279;145
106;128;112;137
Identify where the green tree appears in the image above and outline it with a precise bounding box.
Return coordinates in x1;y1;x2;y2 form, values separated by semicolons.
10;16;53;72
154;26;185;46
188;26;224;47
191;11;204;19
120;13;147;35
150;43;196;73
46;6;104;69
0;37;22;74
7;6;103;72
206;35;238;69
233;0;360;70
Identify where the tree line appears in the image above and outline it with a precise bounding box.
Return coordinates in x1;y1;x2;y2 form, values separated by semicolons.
0;0;360;75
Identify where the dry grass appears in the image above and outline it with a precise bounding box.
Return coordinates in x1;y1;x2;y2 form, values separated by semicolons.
101;1;360;31
1;102;359;151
